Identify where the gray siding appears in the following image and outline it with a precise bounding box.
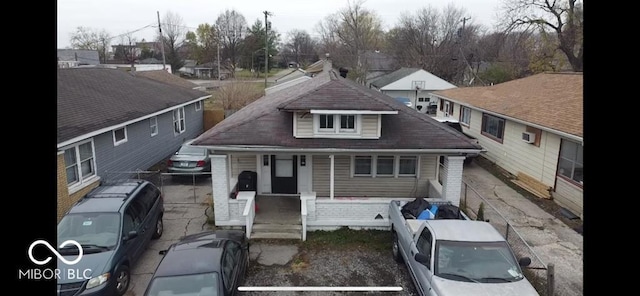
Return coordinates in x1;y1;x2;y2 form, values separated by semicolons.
95;103;204;180
295;112;313;137
312;154;435;198
230;154;258;178
361;114;378;137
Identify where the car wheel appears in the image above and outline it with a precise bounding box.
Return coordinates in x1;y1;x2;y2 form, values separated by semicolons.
113;265;130;296
152;215;163;239
392;231;403;263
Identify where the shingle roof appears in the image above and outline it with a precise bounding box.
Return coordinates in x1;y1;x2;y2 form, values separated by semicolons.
433;72;583;137
369;67;420;88
192;70;482;151
57;68;210;145
135;70;198;89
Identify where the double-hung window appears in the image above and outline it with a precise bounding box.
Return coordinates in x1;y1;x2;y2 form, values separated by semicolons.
315;114;360;136
481;113;505;142
64;140;96;186
353;155;418;177
173;107;186;134
150;116;158;137
460;106;471;126
558;139;583;184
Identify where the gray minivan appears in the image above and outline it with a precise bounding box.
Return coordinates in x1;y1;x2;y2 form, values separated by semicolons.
57;179;164;296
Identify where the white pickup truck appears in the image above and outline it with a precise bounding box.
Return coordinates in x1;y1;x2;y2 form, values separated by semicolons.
389;199;539;296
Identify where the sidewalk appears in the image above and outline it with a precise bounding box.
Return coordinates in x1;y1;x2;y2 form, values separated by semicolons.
462;160;583;296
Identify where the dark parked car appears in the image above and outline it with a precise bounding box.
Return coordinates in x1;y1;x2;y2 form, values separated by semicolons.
143;230;249;296
167;140;211;176
57;179;164;296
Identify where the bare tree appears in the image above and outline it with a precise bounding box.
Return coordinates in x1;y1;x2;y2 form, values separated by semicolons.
498;0;583;71
283;30;317;68
113;34;139;65
386;4;475;84
160;11;187;72
316;0;385;82
215;9;248;73
69;26;112;63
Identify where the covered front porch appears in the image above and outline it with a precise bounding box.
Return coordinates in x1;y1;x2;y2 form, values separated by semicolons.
209;153;466;240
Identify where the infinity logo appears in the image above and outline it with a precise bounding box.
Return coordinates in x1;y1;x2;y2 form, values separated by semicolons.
28;240;83;266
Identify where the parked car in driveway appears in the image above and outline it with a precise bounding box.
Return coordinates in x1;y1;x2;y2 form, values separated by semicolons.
57;179;164;296
143;230;249;296
167;140;211;175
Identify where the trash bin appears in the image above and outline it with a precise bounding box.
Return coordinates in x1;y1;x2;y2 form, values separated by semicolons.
237;171;257;191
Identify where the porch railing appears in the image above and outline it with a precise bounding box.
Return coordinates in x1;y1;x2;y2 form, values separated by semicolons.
238;191;256;239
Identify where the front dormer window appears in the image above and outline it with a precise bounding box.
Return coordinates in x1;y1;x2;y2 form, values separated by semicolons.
314;114;361;136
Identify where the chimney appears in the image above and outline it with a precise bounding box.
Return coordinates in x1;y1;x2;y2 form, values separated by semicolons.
339;67;348;78
323;53;332;73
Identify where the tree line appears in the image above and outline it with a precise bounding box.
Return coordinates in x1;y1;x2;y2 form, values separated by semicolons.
66;0;582;86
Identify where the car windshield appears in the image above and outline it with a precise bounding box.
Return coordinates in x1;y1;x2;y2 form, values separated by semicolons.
145;272;219;296
435;240;525;283
178;145;206;156
57;212;120;250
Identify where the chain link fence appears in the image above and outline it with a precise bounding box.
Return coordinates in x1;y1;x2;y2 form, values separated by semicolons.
460;181;554;296
103;170;212;204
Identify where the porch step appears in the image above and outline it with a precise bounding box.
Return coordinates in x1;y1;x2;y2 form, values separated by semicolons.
250;223;302;240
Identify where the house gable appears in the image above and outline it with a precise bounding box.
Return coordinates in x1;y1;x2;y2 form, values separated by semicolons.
382;69;457;91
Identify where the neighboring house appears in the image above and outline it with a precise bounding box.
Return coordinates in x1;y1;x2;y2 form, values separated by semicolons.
368;68;457;115
179;60;197;76
89;63;173;73
57;49;101;67
57;67;211;221
432;72;583;219
359;50;396;84
190;58;482;237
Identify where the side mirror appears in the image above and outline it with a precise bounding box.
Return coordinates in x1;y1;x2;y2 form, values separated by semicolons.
519;257;532;267
415;253;430;266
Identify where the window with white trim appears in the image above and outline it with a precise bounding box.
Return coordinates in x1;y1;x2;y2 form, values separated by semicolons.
195;101;202;111
399;156;418;176
376;156;394;176
354;156;372;176
173;107;186;134
150;116;158;137
64;140;96;186
319;114;334;130
460;106;471;125
352;155;419;177
113;127;127;146
558;139;583;184
314;114;361;136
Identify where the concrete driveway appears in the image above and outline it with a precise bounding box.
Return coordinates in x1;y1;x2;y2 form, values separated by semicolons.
124;176;214;296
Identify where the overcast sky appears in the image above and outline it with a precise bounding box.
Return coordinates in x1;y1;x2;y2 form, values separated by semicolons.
57;0;503;49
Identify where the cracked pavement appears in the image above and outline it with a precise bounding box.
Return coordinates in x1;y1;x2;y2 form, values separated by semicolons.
462;161;583;296
125;177;214;296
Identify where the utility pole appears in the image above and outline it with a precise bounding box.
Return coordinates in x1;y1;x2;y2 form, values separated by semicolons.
216;25;221;81
263;10;272;88
157;11;167;71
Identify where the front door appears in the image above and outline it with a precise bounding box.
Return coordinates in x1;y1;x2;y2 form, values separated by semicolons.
271;155;297;194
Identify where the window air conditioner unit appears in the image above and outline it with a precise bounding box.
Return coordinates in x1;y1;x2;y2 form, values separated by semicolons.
522;132;536;143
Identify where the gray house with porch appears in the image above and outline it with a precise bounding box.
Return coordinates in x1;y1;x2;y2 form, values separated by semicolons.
191;59;482;240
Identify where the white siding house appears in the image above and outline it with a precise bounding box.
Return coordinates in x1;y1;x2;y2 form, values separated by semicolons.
432;72;583;219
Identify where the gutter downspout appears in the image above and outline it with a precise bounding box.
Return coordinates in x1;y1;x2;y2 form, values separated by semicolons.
329;155;334;200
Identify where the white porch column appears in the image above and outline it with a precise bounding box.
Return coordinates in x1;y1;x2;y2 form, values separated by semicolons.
211;155;230;221
442;156;465;206
329;155;335;200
